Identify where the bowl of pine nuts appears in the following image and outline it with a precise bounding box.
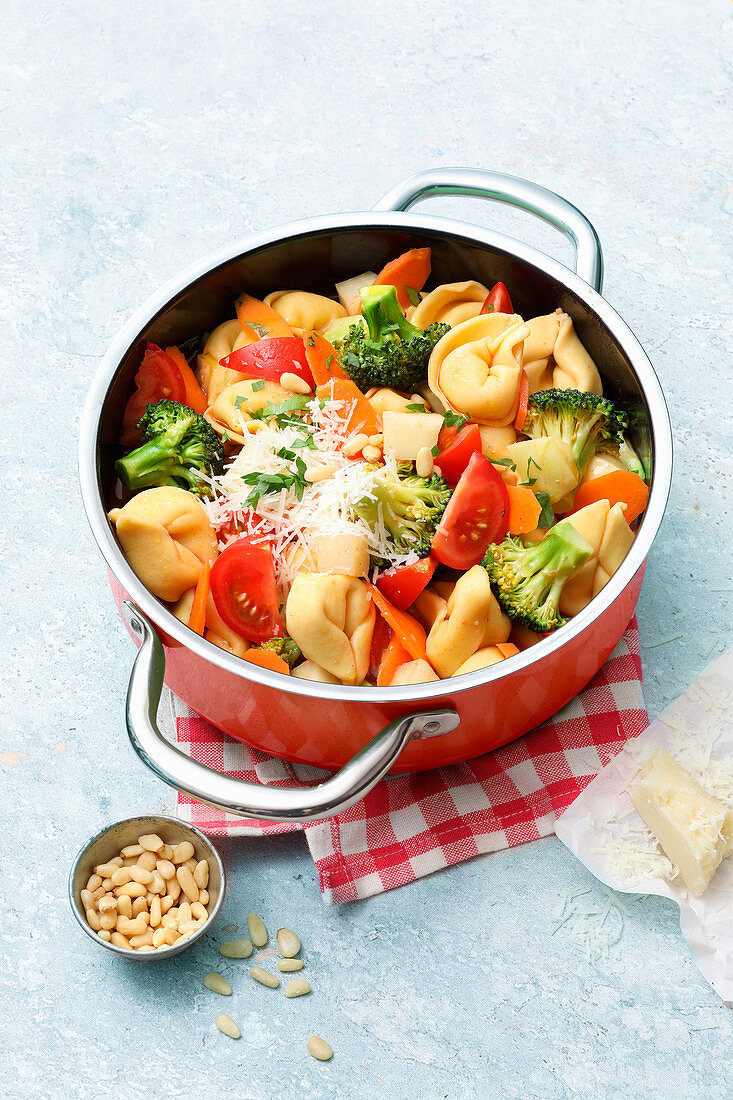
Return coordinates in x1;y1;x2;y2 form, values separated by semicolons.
69;815;225;960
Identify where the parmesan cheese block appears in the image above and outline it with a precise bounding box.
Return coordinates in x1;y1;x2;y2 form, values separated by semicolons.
629;748;732;897
382;411;443;462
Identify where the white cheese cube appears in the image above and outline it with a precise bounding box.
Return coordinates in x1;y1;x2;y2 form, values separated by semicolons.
382;411;444;462
506;437;578;503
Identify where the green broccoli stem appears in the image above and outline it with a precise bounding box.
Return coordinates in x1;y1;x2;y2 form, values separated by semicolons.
359;284;421;343
116;433;196;491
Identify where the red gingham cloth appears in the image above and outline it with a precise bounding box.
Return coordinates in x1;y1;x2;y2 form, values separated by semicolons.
169;619;646;904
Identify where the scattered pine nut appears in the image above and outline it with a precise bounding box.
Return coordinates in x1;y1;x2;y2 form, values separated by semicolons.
120;844;143;859
247;913;268;947
367;433;384;446
172;841;195;865
415;446;434;478
219;939;253;959
361;445;381;463
250;967;280;989
138;833;164;853
203;973;232;996
304;463;336;484
277;958;304;972
193;860;209;889
342;432;369;457
156;859;176;880
276;928;301;958
137;851;157;872
284;979;311;998
215;1014;241;1039
307;1036;333;1062
280;371;312;395
97;930;112;942
176;866;199;903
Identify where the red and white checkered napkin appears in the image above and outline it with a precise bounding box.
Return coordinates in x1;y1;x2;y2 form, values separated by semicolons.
170;618;646;904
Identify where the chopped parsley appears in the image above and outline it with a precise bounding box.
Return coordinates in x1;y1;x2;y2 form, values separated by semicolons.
247;322;268;337
240;454;309;507
250;395;309;427
405;286;420;307
535;492;555;529
251;379;265;392
406;403;427;413
441;410;468;431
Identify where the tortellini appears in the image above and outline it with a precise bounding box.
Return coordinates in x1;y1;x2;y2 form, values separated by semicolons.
592;503;635;597
411;281;489;329
428;313;529;426
558;499;611;616
197;320;257;405
291;660;341;684
366;387;426;416
390;659;440;686
453;647;505;676
171;588;250;658
426;566;511;678
109;487;218;602
207;379;291;445
285;574;376;685
522;309;602;396
264;290;347;335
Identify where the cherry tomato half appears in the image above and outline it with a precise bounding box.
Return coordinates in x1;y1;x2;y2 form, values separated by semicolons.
210;539;283;644
479;281;514;315
220;337;314;388
434;423;483;485
375;557;437;611
120;343;186;446
431;452;509;569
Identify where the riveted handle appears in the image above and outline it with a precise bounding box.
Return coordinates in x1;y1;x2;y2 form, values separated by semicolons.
121;602;460;822
373;167;603;293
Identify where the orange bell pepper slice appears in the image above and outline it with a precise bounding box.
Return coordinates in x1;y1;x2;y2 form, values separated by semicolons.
366;583;428;662
187;560;211;636
572;471;649;524
303;331;348;385
165;347;208;414
242;649;290;675
506;485;542;535
235;293;293;339
370;248;432;311
376;633;412;686
496;642;520;659
513;370;530;430
316;378;380;438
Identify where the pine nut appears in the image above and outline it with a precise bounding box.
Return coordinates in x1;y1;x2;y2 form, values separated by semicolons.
156;859;176;880
219;939;253;959
138;833;164;852
172;840;195;865
129;865;153;885
307;1036;333;1061
149;870;166;895
361;445;381;463
184;857;198;873
342;432;369;457
178;901;192;925
160;895;175;915
367;433;384;446
137;851;157;872
94;862;119;879
178;919;203;935
416;446;434;478
80;889;94;910
215;1014;241;1039
117;895;132;919
162;928;179;946
280;371;312;395
176;866;199;903
121;844;143;858
97;930;112;942
304;463;335;483
199;889;209;905
122;857;138;867
137;945;155;952
204;973;232;996
116;882;146;899
277;959;304;972
91;886;105;902
162;914;178;929
111;867;132;886
111;932;131;949
132;896;148;916
101;878;114;891
191;901;208;922
247;913;268;947
158;843;174;860
116;916;148;936
149;895;162;928
97;894;117;913
86;908;101;931
276;928;301;958
250;967;279;989
284;979;311;998
193;860;209;888
152;927;167;948
86;874;102;892
166;877;182;902
129;929;154;948
99;912;117;931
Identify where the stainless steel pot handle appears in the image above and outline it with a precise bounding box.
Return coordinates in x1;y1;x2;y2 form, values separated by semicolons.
373;168;604;293
121;601;460;823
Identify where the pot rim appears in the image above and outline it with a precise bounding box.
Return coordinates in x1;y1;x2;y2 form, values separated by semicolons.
79;209;672;703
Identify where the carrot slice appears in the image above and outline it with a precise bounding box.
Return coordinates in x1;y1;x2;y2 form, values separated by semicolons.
303;331;347;385
242;649;290;675
506;485;542;535
572;471;649;524
496;642;520;659
376;633;412;686
513;370;529;430
187;560;211;636
370;248;432;311
235;293;293;338
165;347;208;414
366;583;428;662
316;378;380;437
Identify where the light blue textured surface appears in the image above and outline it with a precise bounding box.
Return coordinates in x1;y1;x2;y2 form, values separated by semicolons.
1;1;732;1097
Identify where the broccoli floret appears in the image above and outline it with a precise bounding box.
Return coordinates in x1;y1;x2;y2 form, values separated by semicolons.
523;389;627;481
483;521;594;633
255;636;302;669
611;436;647;480
115;399;225;496
354;467;452;558
334;284;449;392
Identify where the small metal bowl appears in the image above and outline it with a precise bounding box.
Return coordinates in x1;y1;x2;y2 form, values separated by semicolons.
69;814;225;961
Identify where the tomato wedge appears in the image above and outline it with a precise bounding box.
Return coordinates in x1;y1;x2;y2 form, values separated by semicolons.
220;337;314;388
431;452;509;569
120;343;186;446
479;281;513;315
209;540;283;644
375;557;437;611
434;423;483;484
165;346;208;414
